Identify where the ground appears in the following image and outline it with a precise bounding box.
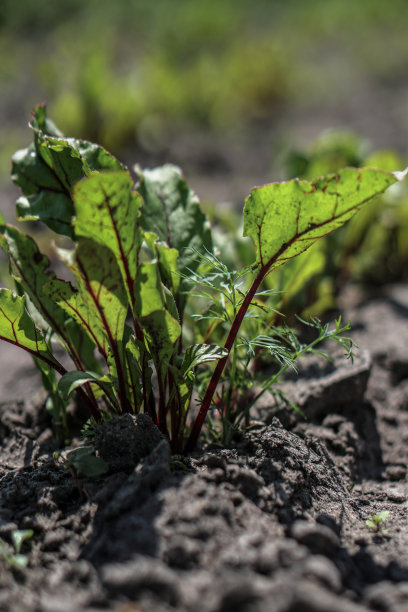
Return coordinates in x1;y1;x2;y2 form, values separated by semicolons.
0;284;408;611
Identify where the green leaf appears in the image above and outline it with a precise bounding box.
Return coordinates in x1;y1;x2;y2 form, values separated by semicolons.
137;164;212;310
72;239;129;409
12;137;81;237
45;240;128;365
154;239;181;295
11;530;33;555
181;344;228;375
43;277;106;356
29;104;63;137
29;105;126;173
44;239;130;406
243;167;407;272
14;190;73;238
140;310;181;365
65;446;108;477
135;261;167;317
0;223;98;372
9;554;29;569
11;105;126;237
58;370;119;411
72;239;128;346
123;332;144;411
266;241;326;311
74;172;143;310
0;223;56;299
134;261;181;362
0;289;63;373
32;356;58;393
376;511;390;523
63;317;102;373
125;330;153;414
157;244;180;293
66;138;127;173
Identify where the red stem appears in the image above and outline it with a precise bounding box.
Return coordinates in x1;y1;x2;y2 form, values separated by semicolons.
184;223;311;454
184;265;266;453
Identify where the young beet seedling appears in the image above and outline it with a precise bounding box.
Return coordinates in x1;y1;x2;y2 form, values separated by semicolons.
0;105;407;454
366;511;390;535
0;529;34;570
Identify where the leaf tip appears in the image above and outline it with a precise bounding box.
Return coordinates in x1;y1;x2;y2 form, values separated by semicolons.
392;167;408;182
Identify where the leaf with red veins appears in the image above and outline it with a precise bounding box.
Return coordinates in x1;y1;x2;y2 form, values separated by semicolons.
243;167;405;274
73;172;143;311
0;222;98;372
0;289;64;374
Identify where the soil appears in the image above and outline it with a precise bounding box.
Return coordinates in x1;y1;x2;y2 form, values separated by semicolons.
1;284;408;612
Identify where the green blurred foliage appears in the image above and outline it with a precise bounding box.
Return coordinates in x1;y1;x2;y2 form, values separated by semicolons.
2;0;408;169
0;0;291;157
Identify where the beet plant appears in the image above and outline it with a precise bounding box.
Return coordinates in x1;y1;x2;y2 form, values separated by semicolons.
0;106;406;454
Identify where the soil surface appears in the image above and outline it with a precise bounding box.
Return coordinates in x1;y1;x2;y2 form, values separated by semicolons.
1;284;408;612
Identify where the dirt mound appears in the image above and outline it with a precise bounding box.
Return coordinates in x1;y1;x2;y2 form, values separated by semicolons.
1;286;408;611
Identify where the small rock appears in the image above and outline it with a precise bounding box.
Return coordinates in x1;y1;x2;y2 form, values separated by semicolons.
42;528;69;552
217;582;262;612
227;466;265;499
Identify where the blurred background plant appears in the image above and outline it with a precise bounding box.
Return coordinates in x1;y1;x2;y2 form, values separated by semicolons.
1;0;408;311
2;0;408;186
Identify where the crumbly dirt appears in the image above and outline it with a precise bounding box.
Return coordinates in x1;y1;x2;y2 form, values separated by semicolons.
1;285;408;611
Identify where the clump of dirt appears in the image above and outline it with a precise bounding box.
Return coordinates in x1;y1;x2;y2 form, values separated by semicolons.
1;285;408;611
94;413;164;472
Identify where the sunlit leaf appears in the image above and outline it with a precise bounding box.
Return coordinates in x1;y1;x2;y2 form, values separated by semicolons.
11;105;125;237
243;167;407;271
135;262;181;362
0;289;63;373
74;172;143;310
181;344;228;375
0;223;99;371
11;530;33;555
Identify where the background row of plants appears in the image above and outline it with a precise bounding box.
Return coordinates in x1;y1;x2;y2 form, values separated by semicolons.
1;0;408;174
